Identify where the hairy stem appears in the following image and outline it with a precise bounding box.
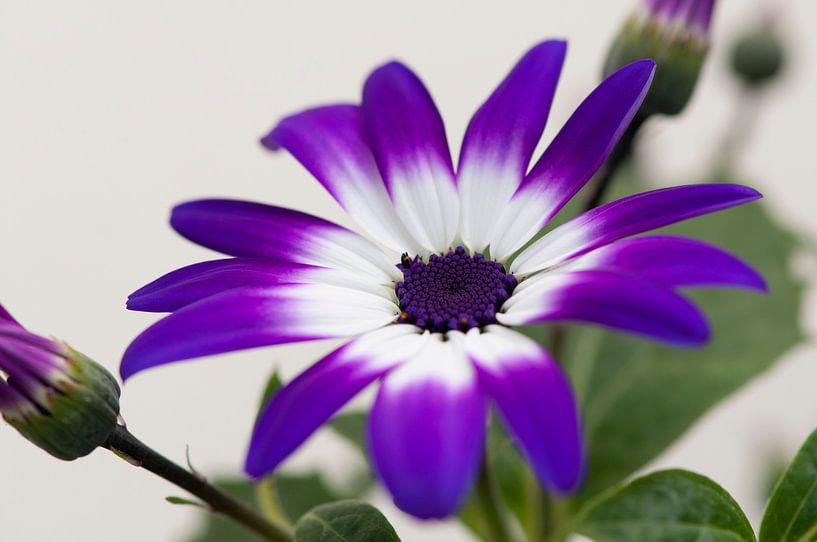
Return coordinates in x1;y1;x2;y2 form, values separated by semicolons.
104;424;292;542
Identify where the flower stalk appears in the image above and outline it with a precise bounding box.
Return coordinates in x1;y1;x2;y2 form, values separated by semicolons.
103;424;293;542
475;456;515;542
584;112;649;210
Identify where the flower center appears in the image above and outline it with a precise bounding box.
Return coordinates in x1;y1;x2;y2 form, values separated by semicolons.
395;246;517;333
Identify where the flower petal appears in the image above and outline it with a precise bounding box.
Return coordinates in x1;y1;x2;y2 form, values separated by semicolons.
127;258;394;313
362;62;459;252
0;380;28;411
511;184;762;275
457;40;567;252
245;325;428;477
489;60;655;261
0;303;21;327
368;332;486;519
171;199;401;283
465;326;582;492
261;105;421;253
564;235;767;291
500;270;709;346
120;284;399;380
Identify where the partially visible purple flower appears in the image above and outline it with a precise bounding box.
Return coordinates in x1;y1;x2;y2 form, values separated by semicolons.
122;41;764;519
0;303;120;460
605;0;719;116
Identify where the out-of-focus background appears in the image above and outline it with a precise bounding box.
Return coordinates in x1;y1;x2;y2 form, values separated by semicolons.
1;1;815;540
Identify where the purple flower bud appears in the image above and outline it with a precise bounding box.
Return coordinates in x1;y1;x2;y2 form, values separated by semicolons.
604;0;718;116
0;303;120;460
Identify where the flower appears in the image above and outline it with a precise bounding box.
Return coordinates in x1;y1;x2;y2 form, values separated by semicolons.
121;41;764;519
604;0;717;116
0;303;121;460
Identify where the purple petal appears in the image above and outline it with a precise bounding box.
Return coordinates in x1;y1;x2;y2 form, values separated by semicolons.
128;259;319;313
491;60;655;261
245;325;427;477
465;326;582;492
457;40;567;252
566;235;767;291
368;334;486;519
261;105;421;253
0;303;21;327
0;322;63;356
170;199;399;282
500;270;710;346
512;184;762;275
362;62;459;252
0;380;28;411
120;285;399;380
0;337;63;403
647;0;716;33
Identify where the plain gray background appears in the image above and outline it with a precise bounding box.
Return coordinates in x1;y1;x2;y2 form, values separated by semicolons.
1;1;816;540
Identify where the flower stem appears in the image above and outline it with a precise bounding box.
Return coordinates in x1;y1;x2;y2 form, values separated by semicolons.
583;112;649;211
475;455;515;542
104;424;293;542
538;491;570;542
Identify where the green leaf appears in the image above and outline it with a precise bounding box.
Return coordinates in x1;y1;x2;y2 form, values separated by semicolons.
259;469;373;524
295;500;400;542
328;411;367;454
577;469;755;542
556;189;805;509
271;472;353;523
166;496;207;509
759;428;817;542
255;370;284;424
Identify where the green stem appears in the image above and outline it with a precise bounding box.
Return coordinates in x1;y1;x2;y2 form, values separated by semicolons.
104;424;293;542
533;111;651;542
475;456;515;542
539;492;569;542
583;112;649;211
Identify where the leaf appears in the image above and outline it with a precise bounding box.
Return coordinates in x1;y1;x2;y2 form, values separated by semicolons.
166;496;207;509
295;500;401;542
259;469;373;525
255;370;284;424
759;428;817;542
577;469;755;542
552;183;806;509
328;411;367;454
270;472;352;523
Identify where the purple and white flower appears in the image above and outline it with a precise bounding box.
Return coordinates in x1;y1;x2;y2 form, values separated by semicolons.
121;41;764;519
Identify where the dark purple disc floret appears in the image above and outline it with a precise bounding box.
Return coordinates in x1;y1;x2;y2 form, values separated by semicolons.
395;246;517;333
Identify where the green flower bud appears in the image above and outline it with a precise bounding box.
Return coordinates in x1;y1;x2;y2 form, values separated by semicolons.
731;29;786;87
1;305;121;460
604;0;716;117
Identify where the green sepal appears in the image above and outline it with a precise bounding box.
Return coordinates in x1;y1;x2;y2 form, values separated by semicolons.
3;346;120;460
604;19;706;117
